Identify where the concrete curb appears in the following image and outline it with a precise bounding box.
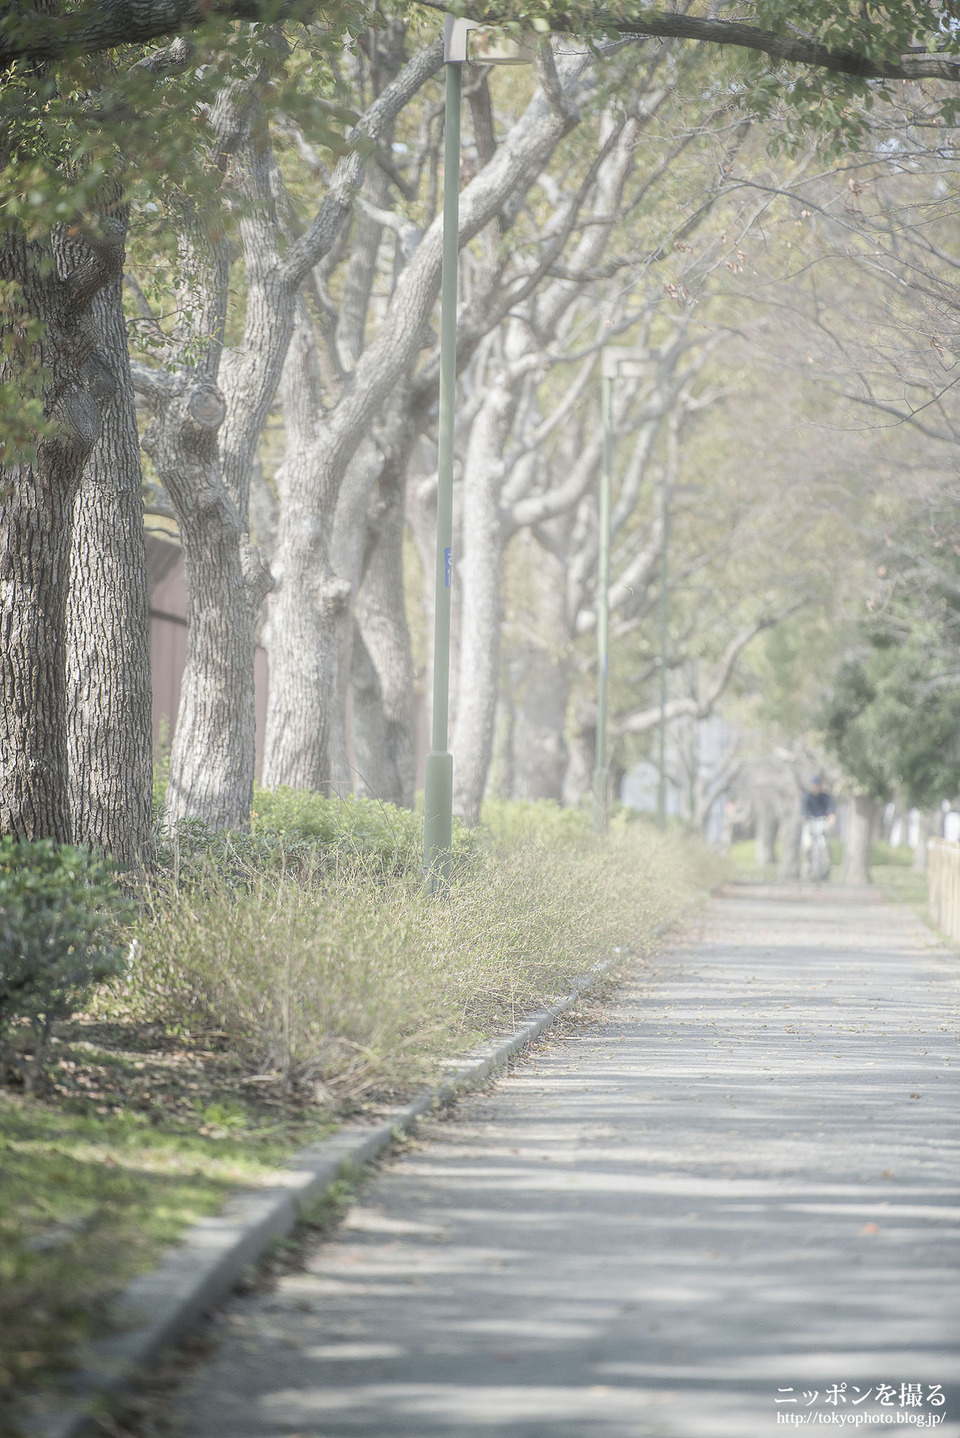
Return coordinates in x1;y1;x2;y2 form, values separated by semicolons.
22;906;694;1438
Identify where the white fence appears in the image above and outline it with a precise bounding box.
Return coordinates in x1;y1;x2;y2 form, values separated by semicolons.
927;841;960;941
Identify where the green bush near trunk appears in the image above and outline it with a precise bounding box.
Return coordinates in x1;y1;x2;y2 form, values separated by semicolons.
251;786;482;875
0;839;130;1056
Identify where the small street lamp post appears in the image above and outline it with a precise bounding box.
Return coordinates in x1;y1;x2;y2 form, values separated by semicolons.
423;16;533;892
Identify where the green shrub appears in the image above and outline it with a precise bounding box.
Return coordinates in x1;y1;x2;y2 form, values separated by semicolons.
0;839;130;1051
253;788;483;877
480;797;595;847
153;817;321;890
150;791;482;893
871;839;913;868
252;788;425;874
257;788;481;870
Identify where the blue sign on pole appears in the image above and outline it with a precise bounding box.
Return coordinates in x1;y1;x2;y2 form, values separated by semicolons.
444;547;452;588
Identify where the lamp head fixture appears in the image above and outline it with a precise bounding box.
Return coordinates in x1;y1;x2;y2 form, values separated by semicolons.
444;13;536;64
601;345;658;380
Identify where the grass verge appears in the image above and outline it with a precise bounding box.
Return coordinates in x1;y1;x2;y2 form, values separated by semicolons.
1;1041;334;1434
728;836;925;889
2;801;721;1430
872;862;931;921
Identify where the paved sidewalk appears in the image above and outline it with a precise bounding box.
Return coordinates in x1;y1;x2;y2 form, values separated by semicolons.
169;889;960;1438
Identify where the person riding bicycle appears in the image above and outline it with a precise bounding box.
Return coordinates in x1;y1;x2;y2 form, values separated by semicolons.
802;776;836;824
801;776;836;880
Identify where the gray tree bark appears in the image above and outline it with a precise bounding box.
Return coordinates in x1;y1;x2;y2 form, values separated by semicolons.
139;375;271;828
128;44;442;825
843;796;875;886
755;796;778;868
449;102;647;822
260;311;371;795
349;625;393;802
504;534;570;803
0;212;125;843
67;266;153;868
777;800;803;881
1;450;79;843
352;442;417;807
451;365;518;825
913;808;940;872
562;709;595;811
130;86;269;831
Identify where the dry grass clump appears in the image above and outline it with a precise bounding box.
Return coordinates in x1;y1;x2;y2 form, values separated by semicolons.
127;811;720;1104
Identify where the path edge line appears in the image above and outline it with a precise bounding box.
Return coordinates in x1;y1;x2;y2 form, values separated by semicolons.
22;897;702;1438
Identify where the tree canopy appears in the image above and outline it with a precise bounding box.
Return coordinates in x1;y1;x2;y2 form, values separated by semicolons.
3;0;960;88
3;0;960;854
822;630;960;807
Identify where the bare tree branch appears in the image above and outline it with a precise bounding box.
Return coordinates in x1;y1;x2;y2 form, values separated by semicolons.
615;610;790;738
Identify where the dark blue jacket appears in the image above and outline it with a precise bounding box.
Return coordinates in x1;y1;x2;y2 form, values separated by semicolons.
803;790;836;819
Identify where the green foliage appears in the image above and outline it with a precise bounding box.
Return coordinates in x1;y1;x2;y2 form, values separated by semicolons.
494;0;960;149
254;787;486;873
741;0;947;147
153;817;320;889
0;840;131;1049
821;632;960;807
819;483;960;809
749;0;945;60
252;787;428;872
152;789;480;888
0;14;374;452
480;797;594;846
871;839;913;868
872;861;928;917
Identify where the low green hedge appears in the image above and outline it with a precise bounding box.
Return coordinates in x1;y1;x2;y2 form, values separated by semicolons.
0;839;130;1064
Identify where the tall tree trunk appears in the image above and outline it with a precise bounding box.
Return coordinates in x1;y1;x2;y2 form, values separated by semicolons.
260;316;374;794
505;534;570;803
755;796;778;867
451;380;515;825
353;452;417;807
843;796;875;886
913;808;940;872
261;397;349;795
1;451;79;842
507;647;570;802
563;707;595;809
67;268;153;867
170;519;262;829
324;440;389;796
262;537;351;796
260;321;330;792
350;624;392;801
777;797;803;881
489;692;516;803
148;48;439;818
0;217;124;841
141;380;269;829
